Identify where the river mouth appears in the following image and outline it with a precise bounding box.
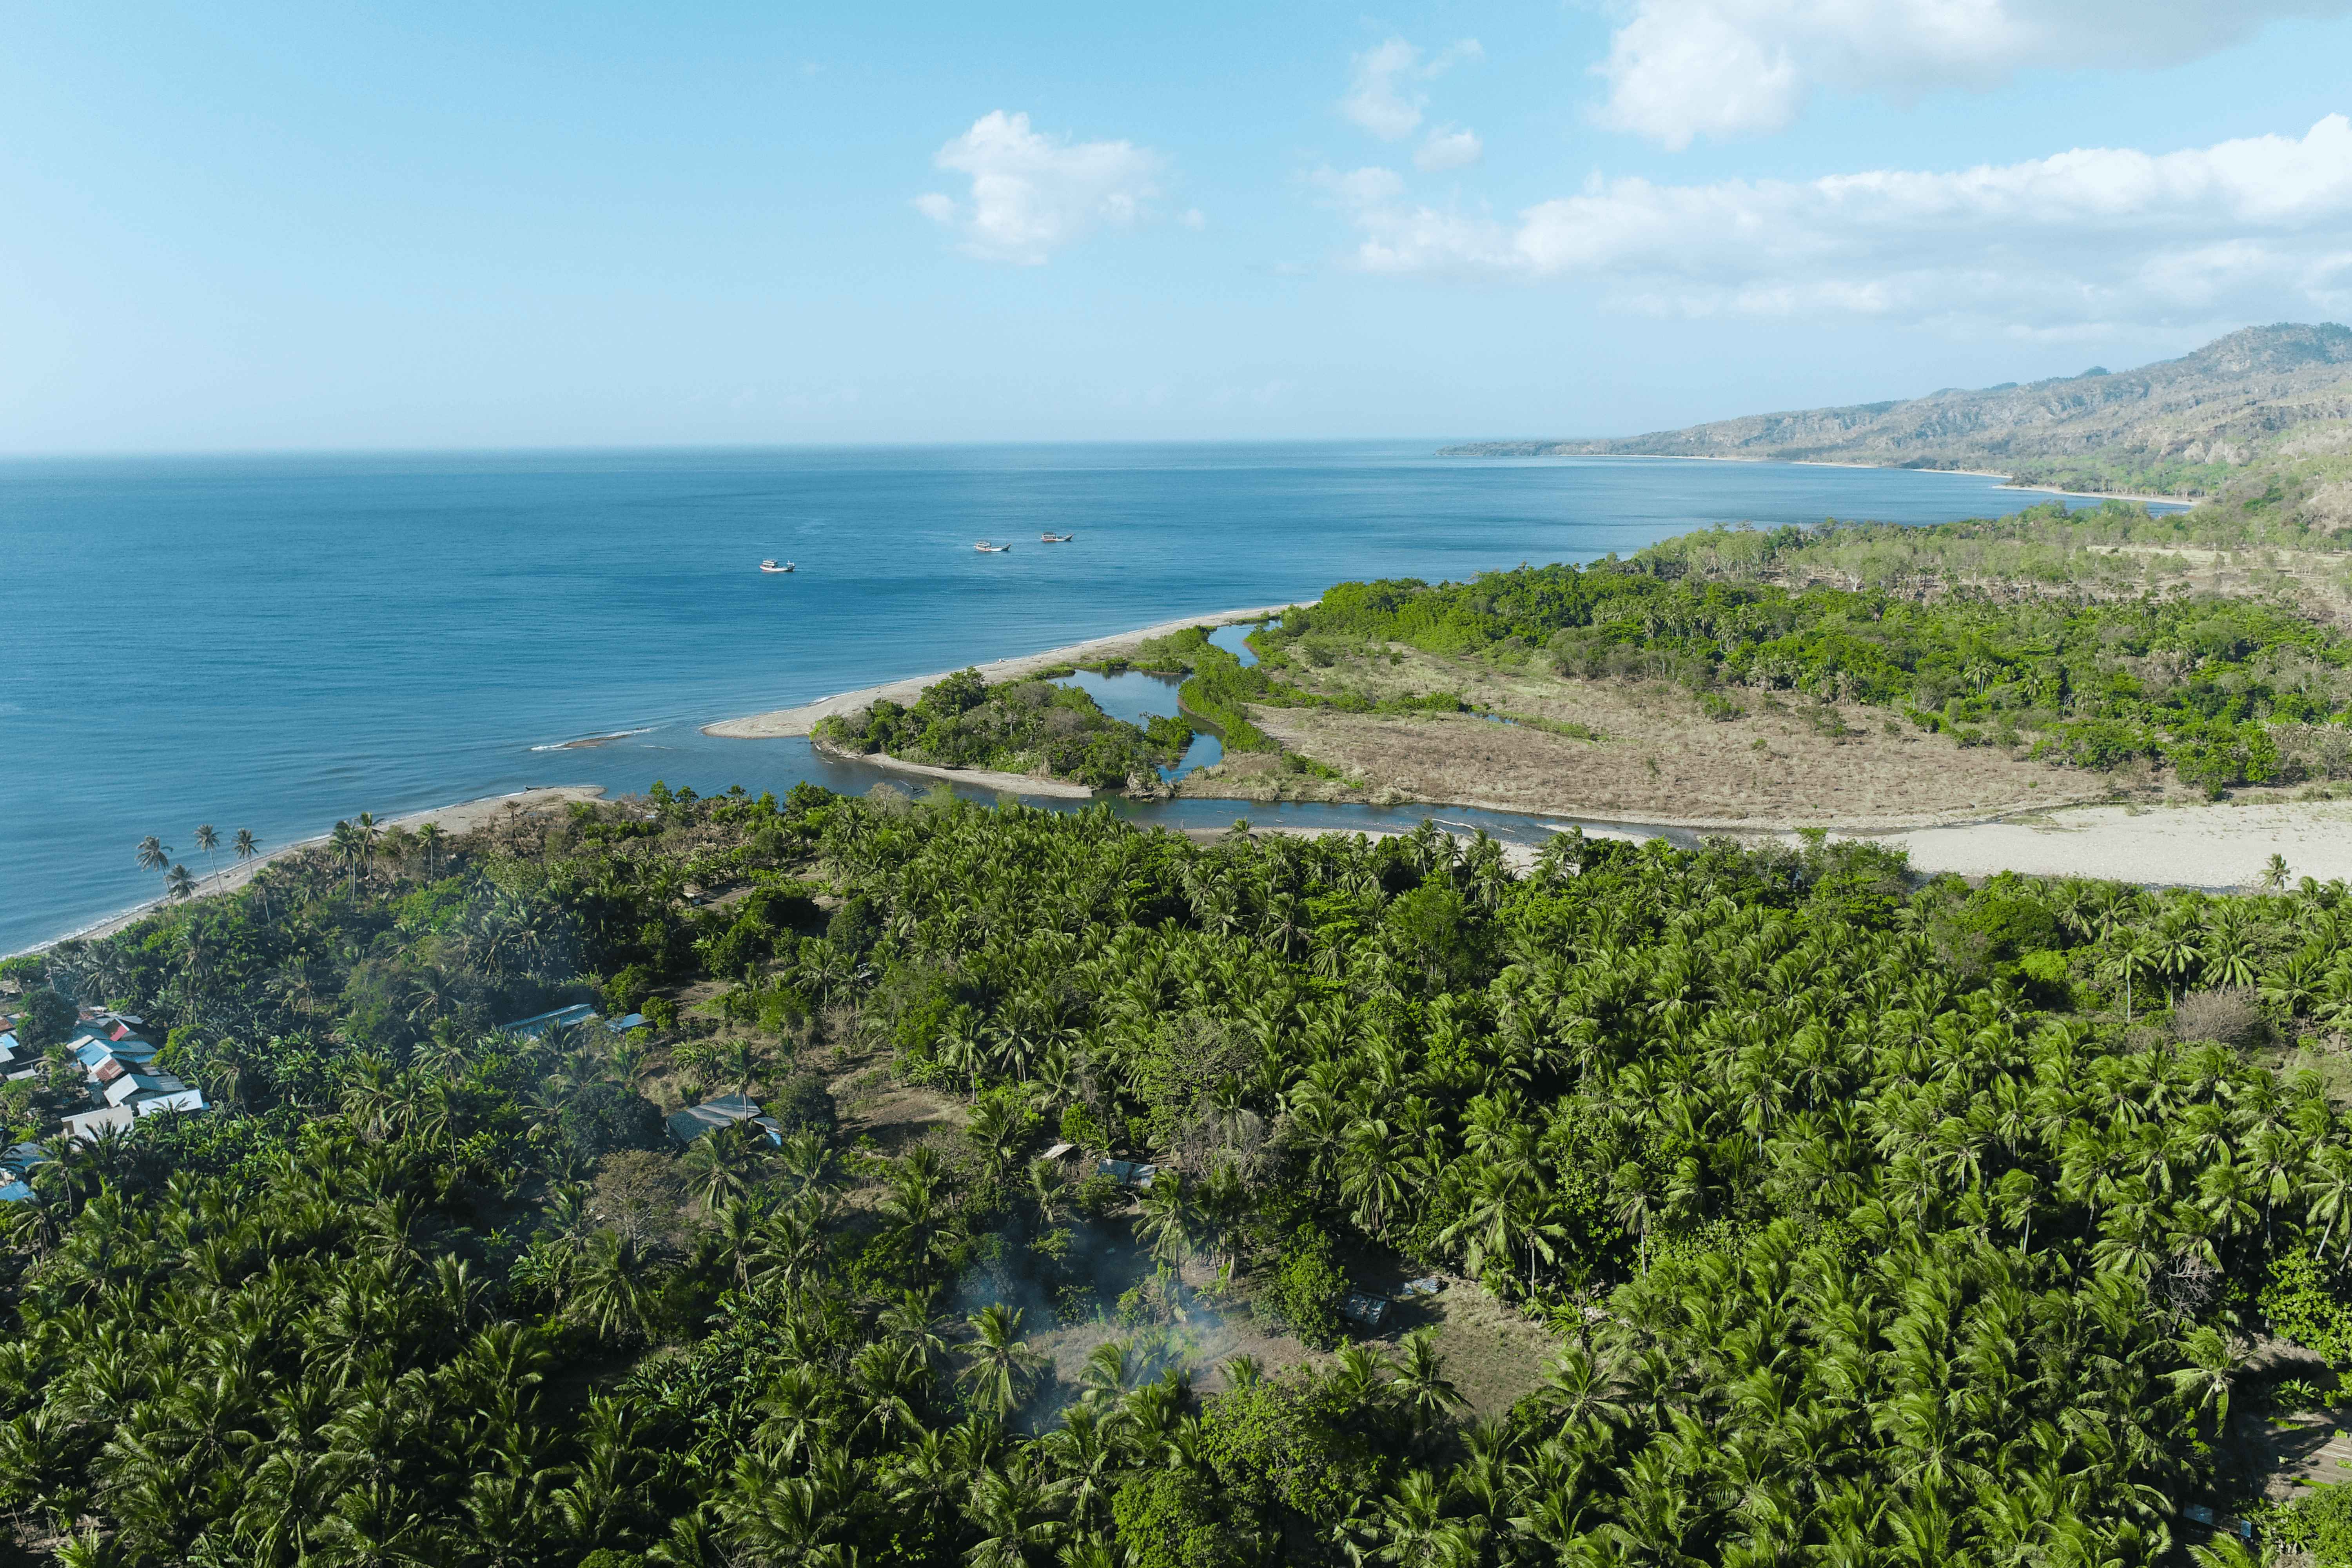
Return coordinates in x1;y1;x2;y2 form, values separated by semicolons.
1051;630;1264;782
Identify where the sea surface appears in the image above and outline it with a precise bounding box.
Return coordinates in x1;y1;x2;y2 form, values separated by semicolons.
0;444;2161;953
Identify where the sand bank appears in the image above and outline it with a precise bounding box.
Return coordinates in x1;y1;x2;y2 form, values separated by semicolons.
703;603;1307;739
13;786;607;956
1846;796;2352;887
1181;792;2352;892
815;740;1094;800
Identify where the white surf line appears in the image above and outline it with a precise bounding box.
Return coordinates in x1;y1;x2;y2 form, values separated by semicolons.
530;726;659;752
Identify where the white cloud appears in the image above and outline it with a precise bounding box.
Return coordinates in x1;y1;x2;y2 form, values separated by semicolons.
1341;36;1483;141
1323;165;1408;207
1415;127;1484;172
1330;115;2352;328
1597;0;2350;149
918;111;1167;264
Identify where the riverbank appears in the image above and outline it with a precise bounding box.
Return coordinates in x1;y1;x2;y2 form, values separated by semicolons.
9;786;607;957
704;603;1307;739
810;739;1094;800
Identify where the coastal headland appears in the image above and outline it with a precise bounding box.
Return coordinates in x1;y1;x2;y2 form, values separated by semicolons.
702;603;1307;739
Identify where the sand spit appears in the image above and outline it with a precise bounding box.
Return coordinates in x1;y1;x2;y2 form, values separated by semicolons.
14;786;607;956
1232;795;2352;891
702;603;1307;739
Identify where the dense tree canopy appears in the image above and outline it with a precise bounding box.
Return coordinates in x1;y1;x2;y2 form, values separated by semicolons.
815;670;1192;789
1262;530;2352;791
4;782;2349;1564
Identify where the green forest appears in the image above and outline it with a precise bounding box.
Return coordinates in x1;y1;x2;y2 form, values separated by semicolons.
1256;515;2352;793
815;670;1191;789
5;782;2352;1564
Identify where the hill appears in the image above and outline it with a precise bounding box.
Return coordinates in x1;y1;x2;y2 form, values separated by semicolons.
1446;322;2352;500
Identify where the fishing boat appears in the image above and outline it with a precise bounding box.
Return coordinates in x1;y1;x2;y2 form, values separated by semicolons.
973;541;1010;553
1040;531;1074;543
759;560;795;573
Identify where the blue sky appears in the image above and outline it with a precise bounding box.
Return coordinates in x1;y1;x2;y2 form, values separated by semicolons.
4;1;2351;451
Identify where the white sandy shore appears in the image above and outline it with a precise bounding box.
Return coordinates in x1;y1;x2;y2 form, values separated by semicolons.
1843;797;2352;887
12;786;606;957
703;603;1308;739
1264;796;2352;889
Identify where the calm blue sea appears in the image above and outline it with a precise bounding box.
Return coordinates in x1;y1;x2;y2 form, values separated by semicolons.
0;444;2145;952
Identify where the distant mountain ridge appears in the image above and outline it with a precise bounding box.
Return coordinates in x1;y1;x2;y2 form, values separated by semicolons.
1445;323;2352;497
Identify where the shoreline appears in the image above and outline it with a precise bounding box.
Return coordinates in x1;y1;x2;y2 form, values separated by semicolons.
703;602;1307;738
811;737;1095;800
8;786;607;958
1451;450;2194;509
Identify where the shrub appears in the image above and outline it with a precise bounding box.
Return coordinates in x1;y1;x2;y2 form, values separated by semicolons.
2262;1247;2352;1365
1111;1468;1254;1568
2174;986;2268;1048
1058;1103;1107;1152
826;895;882;958
1267;1225;1348;1350
2265;1482;2352;1565
1956;893;2060;962
603;963;656;1014
767;1071;838;1138
9;988;75;1051
1201;1370;1386;1533
561;1081;669;1160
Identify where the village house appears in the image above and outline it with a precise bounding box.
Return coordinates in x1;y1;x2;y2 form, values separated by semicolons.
665;1093;784;1147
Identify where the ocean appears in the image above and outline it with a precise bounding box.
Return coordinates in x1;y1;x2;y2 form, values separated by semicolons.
0;443;2142;952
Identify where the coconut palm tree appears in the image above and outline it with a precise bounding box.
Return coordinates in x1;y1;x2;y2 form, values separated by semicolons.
1389;1328;1466;1432
165;864;197;901
192;824;222;891
136;835;172;891
416;821;446;878
1135;1172;1200;1270
958;1303;1043;1418
230;828;265;912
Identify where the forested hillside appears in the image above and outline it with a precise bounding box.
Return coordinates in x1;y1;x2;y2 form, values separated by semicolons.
1441;323;2352;503
3;784;2352;1562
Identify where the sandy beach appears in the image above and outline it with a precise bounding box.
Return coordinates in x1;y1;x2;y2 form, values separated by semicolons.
1846;796;2352;887
704;603;1307;739
1262;795;2352;889
12;786;606;956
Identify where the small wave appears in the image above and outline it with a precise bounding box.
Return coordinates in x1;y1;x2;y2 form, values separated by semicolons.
531;726;657;752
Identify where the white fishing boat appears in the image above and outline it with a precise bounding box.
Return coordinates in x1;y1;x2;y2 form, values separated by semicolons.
759;560;795;573
1040;531;1074;543
973;541;1010;552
